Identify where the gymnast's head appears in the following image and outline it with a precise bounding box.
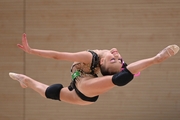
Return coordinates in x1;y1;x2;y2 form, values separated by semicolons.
99;48;123;76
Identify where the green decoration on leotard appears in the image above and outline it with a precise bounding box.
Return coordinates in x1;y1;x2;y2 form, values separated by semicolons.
72;71;81;81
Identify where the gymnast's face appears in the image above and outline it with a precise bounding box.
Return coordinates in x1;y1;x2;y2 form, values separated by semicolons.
100;48;123;74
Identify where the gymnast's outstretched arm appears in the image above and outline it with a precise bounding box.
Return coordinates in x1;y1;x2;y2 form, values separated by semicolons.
17;33;92;64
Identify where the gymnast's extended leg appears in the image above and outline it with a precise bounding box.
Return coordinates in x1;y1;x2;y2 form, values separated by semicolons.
9;73;48;98
126;44;179;74
9;73;90;105
79;45;179;96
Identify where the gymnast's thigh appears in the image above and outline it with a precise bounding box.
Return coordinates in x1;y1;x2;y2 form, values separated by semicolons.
78;76;115;97
60;87;93;105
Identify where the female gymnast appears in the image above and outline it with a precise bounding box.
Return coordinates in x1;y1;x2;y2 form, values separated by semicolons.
9;33;179;105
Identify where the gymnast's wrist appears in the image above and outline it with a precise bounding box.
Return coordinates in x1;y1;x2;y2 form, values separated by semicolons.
29;48;36;55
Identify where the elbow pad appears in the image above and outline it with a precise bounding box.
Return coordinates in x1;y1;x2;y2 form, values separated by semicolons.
112;68;134;86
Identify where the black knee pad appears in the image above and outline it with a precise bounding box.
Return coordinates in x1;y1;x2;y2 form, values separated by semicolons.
45;84;63;101
112;68;134;86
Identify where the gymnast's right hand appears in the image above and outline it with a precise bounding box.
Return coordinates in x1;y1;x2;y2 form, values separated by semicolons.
17;33;32;54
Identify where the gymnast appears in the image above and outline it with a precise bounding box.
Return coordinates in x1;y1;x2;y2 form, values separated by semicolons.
9;33;179;105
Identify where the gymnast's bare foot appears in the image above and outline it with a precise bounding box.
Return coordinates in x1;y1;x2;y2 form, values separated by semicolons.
155;44;179;63
9;72;28;88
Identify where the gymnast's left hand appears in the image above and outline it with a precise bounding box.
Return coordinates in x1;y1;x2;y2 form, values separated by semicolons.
17;33;32;54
